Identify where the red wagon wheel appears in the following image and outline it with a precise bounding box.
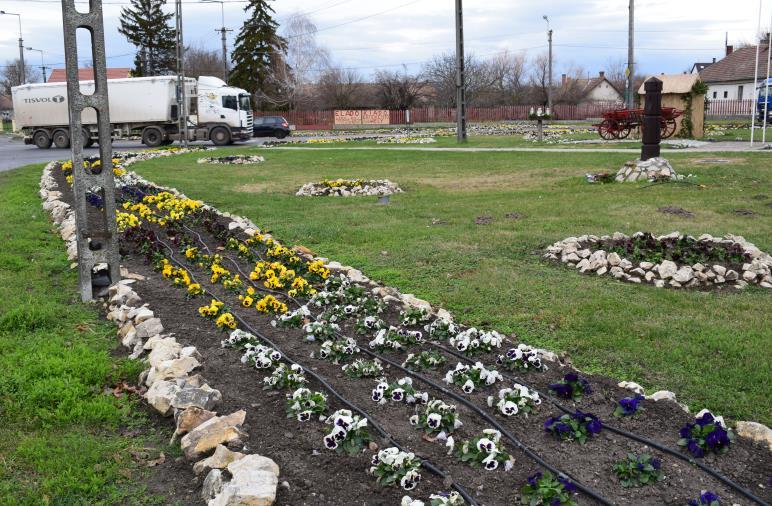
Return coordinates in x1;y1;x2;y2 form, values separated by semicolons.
661;119;677;139
598;119;618;140
617;125;632;139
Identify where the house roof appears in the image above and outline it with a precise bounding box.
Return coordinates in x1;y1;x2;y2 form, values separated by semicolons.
638;73;700;95
47;68;132;83
699;45;771;84
691;62;713;73
567;74;622;98
0;95;12;110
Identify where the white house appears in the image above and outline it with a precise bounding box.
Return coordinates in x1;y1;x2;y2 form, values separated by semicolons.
560;71;624;104
700;43;771;101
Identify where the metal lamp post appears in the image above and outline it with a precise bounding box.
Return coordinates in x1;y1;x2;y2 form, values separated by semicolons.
0;11;25;85
201;0;232;83
543;15;553;111
25;47;47;83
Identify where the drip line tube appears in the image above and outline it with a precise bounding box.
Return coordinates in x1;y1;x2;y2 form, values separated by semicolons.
154;239;478;506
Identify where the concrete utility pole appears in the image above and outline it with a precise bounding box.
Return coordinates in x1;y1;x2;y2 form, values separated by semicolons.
175;0;189;146
627;0;635;108
202;0;232;82
61;0;119;301
763;16;771;144
26;47;48;83
455;0;467;142
1;11;25;85
544;16;553;111
751;0;762;146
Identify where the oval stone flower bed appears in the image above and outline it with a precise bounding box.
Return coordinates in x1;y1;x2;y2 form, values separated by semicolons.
197;155;265;165
296;179;404;197
545;232;772;289
38;154;772;506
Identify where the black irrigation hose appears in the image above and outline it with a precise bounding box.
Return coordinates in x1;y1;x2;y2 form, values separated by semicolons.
180;226;611;504
430;342;770;506
178;221;768;506
345;337;614;506
154;239;479;506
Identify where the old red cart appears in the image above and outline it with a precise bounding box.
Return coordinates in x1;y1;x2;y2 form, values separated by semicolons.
596;107;683;140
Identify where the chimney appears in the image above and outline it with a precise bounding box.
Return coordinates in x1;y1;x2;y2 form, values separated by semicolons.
599;71;605;79
726;45;733;56
712;57;716;63
561;73;567;86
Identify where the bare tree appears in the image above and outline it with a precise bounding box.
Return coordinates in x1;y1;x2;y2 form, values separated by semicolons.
604;58;628;96
279;13;331;109
184;45;223;80
555;64;588;104
484;50;527;105
1;59;41;95
374;66;425;109
527;52;551;105
316;68;363;109
421;53;495;107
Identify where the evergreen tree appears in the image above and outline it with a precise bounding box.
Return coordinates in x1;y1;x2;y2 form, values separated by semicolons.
118;0;176;76
230;0;288;101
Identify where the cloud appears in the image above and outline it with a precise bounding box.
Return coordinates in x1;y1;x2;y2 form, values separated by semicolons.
0;0;768;79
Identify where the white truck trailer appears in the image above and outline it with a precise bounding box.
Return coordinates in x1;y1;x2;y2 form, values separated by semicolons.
11;75;253;148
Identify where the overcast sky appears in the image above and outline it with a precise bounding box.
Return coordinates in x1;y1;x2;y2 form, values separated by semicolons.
1;0;770;81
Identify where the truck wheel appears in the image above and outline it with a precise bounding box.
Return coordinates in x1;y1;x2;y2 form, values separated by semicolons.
82;128;94;148
160;139;174;146
142;127;165;148
210;126;231;146
33;130;53;149
53;130;71;149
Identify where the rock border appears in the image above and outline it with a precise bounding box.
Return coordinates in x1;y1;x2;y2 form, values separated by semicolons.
40;158;280;506
296;179;404;197
544;232;772;290
197;155;266;165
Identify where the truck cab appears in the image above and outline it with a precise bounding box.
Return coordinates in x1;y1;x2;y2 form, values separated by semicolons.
757;78;772;122
195;76;253;145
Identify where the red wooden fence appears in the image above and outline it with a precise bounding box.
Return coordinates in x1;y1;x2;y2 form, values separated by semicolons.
258;100;756;130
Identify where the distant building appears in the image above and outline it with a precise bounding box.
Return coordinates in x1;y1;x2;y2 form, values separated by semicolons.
699;42;771;100
46;67;132;83
637;73;705;138
691;59;715;75
560;71;624;104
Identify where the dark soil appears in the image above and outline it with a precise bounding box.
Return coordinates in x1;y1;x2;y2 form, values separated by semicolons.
475;216;494;225
505;213;526;221
734;209;758;217
657;206;694;218
751;195;768;201
50;165;772;506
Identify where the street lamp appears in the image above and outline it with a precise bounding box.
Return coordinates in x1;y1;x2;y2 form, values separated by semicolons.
26;47;47;83
201;0;232;82
0;11;25;85
543;15;553;111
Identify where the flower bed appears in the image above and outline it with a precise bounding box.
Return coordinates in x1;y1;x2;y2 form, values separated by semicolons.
197;155;265;165
296;179;404;197
376;137;437;145
545;231;772;290
38;153;772;505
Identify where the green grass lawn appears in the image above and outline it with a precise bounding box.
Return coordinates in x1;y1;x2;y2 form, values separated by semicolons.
132;146;771;425
0;166;169;505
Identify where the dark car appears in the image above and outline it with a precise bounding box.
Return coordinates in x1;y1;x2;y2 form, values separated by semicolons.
253;116;291;139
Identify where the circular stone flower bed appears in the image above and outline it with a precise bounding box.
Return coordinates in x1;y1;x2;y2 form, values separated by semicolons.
545;232;772;290
376;137;437;145
197;155;265;165
296;179;404;197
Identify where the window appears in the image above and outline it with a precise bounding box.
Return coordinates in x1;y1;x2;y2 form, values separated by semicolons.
738;85;744;100
713;91;717;99
222;96;237;110
239;94;251;111
723;91;728;99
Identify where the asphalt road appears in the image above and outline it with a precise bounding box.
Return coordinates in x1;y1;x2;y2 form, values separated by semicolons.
0;134;272;173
